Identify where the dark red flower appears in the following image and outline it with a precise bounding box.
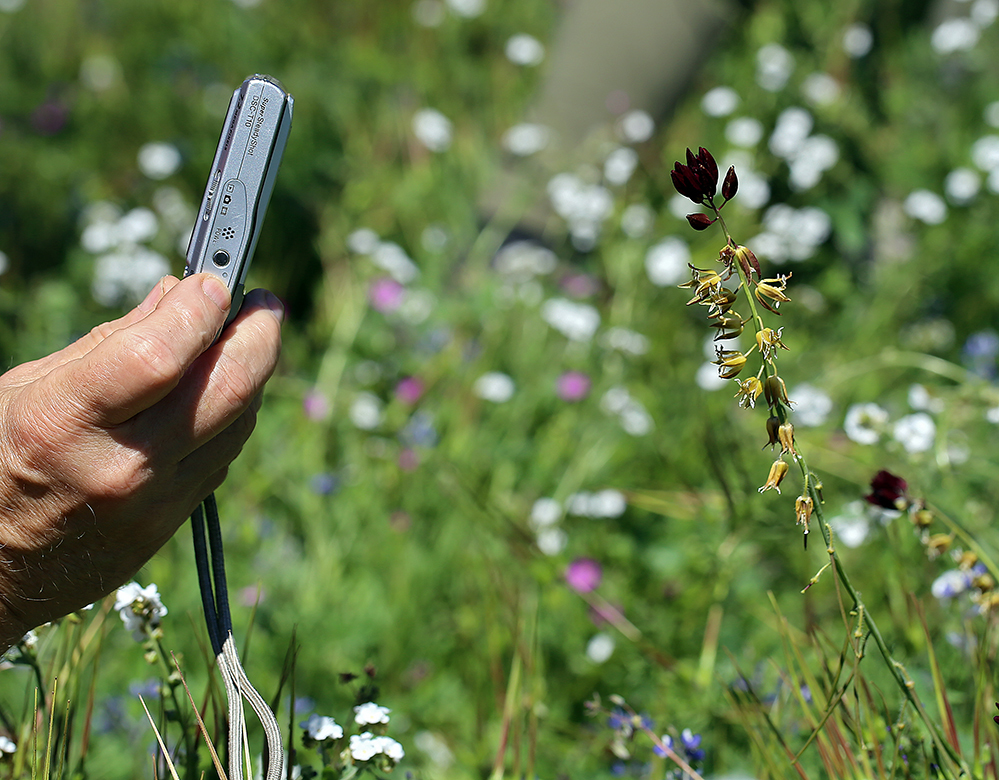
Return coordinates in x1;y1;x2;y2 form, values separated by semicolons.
686;213;715;230
671;147;719;204
865;470;908;510
722;165;739;201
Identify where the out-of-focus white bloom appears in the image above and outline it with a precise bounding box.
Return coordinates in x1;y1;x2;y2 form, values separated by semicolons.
153;186;195;233
421;224;449;253
843;402;888;445
117;207;159;244
566;489;627;518
601;327;649;355
931;18;979;54
842;23;874;57
973;0;999;26
0;0;26;11
354;702;391;726
695;361;728;391
788;135;839;190
398;288;435;325
138;142;182;180
932;569;971;600
412;108;453;152
645;236;690;286
349;732;404;763
301;714;343;741
92;246;171;307
412;0;446;27
828;501;870;548
600;387;653;435
530;498;561;529
541;298;600;342
972;134;999;172
494;241;556;281
620;203;654;238
944;167;981;204
80;53;120;91
347;228;380;255
505;33;544;65
893;412;936;453
801;72;840;106
414;731;454;769
903;190;947;225
445;0;484;17
756;43;794;92
349;393;384;430
501;123;551;156
114;582;168;642
371;241;420;284
908;384;945;413
790;383;833;427
586;633;615;664
985;101;999;128
604;146;639;186
701;86;739;117
617;110;655;143
725;117;764;147
536;527;567;555
474;372;515;403
750;204;831;263
0;250;8;276
547;173;614;250
0;736;15;754
769;107;813;160
734;168;771;209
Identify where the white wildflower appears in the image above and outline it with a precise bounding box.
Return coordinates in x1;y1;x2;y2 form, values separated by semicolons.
412;108;453;152
903;190;947;225
445;0;484;16
535;527;567;556
756;43;794;92
137;142;182;180
505;33;544;66
972;135;999;171
493;241;556;281
347;228;380;255
586;633;615;664
501;123;550;156
0;736;14;755
92;246;171;307
645;236;690;286
354;702;391;726
301;714;343;741
474;372;515;403
725;116;764;148
114;582;168;641
932;569;971;600
931;18;979;54
604;146;639;186
701;86;739;117
842;24;873;57
616;110;655;143
828;501;870;548
944;167;981;204
349;393;384;430
540;298;600;342
620;203;654;238
843;402;888;445
790;383;833;427
801;72;840;106
349;732;405;764
601;327;649;356
371;241;420;284
529;498;561;530
893;412;936;454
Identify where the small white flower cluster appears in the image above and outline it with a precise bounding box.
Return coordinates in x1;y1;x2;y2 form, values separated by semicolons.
501;123;551;156
616;110;655;144
700;86;739;118
756;43;794;92
349;732;405;763
540;297;600;342
750;202;831;264
137;141;182;180
412;108;453;152
354;702;391;725
348;229;420;285
349;392;384;430
82;202;172;308
493;241;557;282
504;33;544;66
843;388;941;455
600;326;649;356
474;371;516;403
600;386;654;436
547;172;614;251
114;582;168;642
645;236;690;287
768;107;839;191
301;713;344;742
526;489;626;556
0;736;15;755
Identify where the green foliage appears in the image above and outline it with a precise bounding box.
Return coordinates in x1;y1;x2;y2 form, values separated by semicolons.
4;0;999;777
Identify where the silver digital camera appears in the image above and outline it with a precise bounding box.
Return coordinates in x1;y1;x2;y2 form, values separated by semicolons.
185;74;294;324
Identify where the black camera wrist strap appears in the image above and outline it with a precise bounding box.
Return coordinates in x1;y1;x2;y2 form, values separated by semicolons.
191;492;283;780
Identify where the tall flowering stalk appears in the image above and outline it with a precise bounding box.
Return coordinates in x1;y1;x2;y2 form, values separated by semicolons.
671;147;969;776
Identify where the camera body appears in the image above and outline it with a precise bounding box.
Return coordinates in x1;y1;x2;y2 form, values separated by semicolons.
185;75;294;324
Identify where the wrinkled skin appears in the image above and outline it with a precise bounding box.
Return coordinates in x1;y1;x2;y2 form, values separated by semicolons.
0;274;282;651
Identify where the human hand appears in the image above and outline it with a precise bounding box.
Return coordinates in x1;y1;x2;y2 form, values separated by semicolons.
0;273;282;649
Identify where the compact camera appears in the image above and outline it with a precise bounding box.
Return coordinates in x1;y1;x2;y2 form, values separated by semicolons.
185;74;294;324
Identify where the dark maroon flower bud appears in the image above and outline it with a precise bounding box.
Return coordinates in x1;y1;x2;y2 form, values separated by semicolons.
865;470;908;510
722;166;738;201
686;213;716;231
671;164;703;203
697;147;718;189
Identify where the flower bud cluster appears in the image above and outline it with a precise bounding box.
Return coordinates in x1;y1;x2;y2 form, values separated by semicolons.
672;146;811;545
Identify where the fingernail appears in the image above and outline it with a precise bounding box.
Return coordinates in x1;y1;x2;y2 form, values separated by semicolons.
138;277;166;313
264;291;285;322
202;275;232;312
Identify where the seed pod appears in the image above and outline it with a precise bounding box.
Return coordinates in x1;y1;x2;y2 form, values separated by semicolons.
722;165;738;201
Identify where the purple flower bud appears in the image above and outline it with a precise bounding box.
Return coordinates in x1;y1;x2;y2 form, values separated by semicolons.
722;165;739;201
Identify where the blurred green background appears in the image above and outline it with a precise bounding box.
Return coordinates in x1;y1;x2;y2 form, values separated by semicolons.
4;0;999;777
